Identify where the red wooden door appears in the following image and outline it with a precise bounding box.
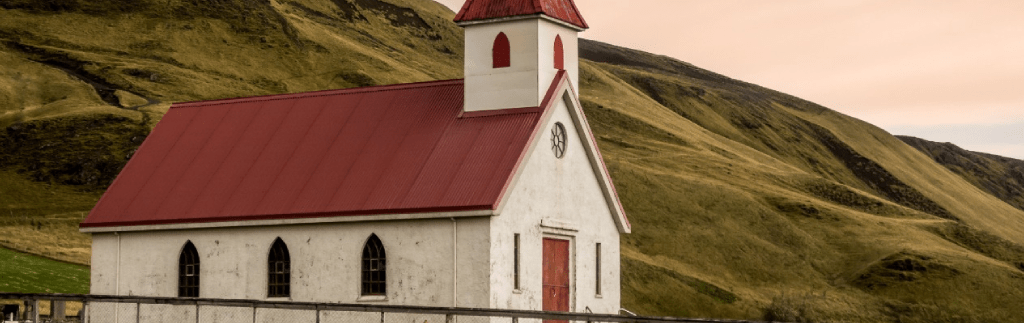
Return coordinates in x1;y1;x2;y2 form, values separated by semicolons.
543;238;570;323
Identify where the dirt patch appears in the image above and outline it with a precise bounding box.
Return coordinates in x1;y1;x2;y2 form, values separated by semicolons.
333;70;377;88
805;122;957;221
852;252;961;291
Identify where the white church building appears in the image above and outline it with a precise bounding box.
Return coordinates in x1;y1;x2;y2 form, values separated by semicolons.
81;0;630;314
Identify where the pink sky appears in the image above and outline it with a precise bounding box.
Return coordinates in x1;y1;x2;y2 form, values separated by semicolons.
436;0;1024;159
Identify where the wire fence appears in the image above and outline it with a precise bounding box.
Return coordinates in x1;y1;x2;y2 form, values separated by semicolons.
0;293;776;323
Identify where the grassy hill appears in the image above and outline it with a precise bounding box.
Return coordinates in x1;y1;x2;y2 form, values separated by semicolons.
898;135;1024;212
3;1;1024;322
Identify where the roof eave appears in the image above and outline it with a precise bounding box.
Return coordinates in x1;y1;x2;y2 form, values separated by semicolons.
80;208;496;233
455;14;588;31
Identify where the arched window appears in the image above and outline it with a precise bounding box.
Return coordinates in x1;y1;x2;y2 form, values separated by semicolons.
361;234;387;296
178;241;200;297
554;35;564;70
493;32;511;68
267;238;290;298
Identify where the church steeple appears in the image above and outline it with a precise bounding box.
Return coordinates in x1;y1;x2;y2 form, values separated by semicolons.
455;0;587;112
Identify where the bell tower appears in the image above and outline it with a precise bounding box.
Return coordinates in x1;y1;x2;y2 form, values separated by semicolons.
455;0;588;112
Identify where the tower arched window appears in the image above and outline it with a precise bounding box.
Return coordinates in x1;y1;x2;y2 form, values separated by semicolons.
178;241;200;297
268;238;290;298
361;234;387;296
554;35;564;70
493;32;511;68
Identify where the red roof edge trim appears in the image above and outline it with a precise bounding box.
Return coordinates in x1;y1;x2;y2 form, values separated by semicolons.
460;107;543;119
173;79;465;109
79;205;493;228
456;14;586;31
564;0;589;29
490;70;568;210
453;0;476;22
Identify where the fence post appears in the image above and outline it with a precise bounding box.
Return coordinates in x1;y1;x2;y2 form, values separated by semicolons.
54;299;66;320
20;300;28;321
252;304;257;323
380;311;385;323
315;306;321;323
32;298;40;323
136;302;141;323
196;301;200;323
83;300;90;323
446;314;454;323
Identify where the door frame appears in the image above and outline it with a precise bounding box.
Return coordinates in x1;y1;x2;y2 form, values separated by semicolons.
541;232;575;312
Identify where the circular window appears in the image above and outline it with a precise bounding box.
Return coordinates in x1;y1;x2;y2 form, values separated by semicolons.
551;122;567;158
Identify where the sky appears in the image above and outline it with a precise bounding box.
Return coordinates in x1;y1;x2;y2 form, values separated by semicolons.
436;0;1024;159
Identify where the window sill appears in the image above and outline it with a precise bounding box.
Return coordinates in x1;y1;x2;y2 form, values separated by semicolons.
512;289;522;295
357;295;388;302
266;297;291;301
595;294;603;299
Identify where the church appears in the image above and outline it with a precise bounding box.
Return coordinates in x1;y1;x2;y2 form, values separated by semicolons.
81;0;630;314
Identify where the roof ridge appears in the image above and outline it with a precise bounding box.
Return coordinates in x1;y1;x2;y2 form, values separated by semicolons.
173;78;465;109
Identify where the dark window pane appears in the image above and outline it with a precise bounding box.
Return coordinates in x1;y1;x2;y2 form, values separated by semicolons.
361;234;387;296
268;238;291;297
178;241;200;297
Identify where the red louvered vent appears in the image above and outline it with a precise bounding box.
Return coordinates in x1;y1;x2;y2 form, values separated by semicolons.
494;32;511;68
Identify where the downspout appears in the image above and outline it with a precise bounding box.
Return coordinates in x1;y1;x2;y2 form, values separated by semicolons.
115;231;121;323
115;232;121;295
451;218;458;307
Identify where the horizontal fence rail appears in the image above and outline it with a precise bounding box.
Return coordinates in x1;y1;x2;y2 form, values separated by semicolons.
0;293;779;323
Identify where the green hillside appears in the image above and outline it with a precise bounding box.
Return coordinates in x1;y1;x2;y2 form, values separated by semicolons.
3;1;1024;322
0;247;89;294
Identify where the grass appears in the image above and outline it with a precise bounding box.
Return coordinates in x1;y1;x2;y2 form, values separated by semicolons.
0;247;89;294
0;170;95;265
3;1;1024;322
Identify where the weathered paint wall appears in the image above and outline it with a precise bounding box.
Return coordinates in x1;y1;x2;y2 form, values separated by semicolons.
89;218;490;307
489;92;622;314
537;20;580;94
463;19;579;112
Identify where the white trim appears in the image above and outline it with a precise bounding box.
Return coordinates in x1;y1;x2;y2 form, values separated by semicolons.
457;14;587;32
80;209;494;233
540;218;578;232
356;295;388;302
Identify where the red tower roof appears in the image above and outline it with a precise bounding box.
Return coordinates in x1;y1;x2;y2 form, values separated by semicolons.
454;0;588;30
81;80;548;228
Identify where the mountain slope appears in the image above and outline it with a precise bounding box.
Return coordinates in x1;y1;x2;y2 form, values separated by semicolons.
577;40;1024;322
3;1;1024;322
898;135;1024;212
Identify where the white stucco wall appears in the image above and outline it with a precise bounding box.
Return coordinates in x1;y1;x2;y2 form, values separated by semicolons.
89;218;490;307
464;19;580;112
488;92;622;314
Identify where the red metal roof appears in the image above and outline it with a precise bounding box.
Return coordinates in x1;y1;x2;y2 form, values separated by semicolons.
81;79;546;228
454;0;588;30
